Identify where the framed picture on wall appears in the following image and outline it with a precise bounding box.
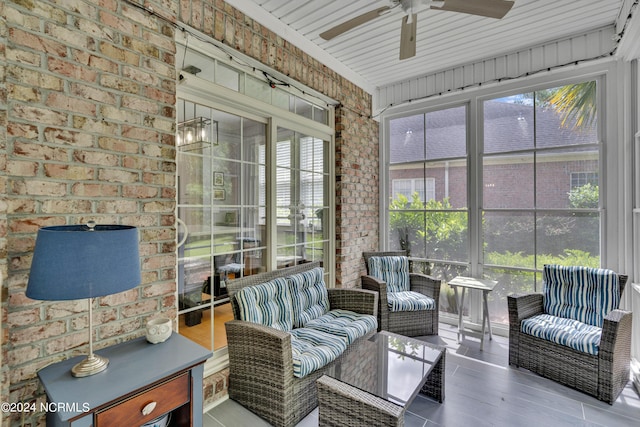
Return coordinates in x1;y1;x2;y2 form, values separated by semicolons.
214;172;224;186
213;189;225;200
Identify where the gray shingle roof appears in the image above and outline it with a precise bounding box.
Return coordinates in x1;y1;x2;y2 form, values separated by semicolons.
390;101;597;163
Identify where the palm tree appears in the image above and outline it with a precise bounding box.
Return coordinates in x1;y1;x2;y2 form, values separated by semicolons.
546;81;597;130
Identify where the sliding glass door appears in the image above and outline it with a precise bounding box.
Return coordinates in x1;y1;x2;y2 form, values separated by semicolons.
176;100;267;351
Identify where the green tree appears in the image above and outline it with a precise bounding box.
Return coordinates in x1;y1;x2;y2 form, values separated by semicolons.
569;183;599;209
389;193;467;259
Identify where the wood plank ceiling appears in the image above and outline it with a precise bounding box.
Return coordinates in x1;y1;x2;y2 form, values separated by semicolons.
242;0;625;90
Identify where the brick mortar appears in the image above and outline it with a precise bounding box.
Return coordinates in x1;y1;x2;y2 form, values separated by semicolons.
1;0;11;420
3;1;178;424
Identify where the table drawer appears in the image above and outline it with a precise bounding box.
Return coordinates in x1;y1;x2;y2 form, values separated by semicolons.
96;372;190;426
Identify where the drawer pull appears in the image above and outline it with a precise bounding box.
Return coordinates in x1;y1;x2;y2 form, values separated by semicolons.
142;401;157;416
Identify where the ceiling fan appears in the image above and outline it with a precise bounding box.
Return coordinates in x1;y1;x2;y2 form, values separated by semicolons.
319;0;515;60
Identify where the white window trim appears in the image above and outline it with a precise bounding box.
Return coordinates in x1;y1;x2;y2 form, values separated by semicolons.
381;59;627;270
380;59;632;336
177;37;336;375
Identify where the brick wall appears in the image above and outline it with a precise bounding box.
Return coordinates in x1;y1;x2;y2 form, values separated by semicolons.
2;1;178;425
1;0;379;424
1;0;9;420
391;159;598;209
335;107;379;286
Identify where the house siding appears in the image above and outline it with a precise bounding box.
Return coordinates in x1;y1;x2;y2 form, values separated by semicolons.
0;0;379;424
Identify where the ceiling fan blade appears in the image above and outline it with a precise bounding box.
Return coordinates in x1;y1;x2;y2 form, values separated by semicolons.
319;6;391;40
399;14;417;60
430;0;514;19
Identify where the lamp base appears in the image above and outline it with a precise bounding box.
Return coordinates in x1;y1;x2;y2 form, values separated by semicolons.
71;353;109;378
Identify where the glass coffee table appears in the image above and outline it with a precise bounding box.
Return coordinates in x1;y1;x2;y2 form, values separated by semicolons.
317;330;445;427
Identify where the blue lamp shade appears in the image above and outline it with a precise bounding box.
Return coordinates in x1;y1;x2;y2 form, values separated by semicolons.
27;224;141;301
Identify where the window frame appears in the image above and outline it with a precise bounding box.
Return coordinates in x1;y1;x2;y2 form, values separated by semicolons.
391;177;435;202
176;39;336;375
480;82;603;276
380;60;627;333
570;172;599;189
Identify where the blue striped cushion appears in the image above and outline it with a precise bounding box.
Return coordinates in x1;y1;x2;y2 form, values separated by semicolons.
387;291;436;312
287;267;330;328
543;264;620;327
368;256;410;293
289;327;348;378
235;278;293;331
305;309;377;344
521;314;602;355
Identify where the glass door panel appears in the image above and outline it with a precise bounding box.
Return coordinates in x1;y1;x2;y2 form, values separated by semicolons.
177;99;266;352
276;127;330;268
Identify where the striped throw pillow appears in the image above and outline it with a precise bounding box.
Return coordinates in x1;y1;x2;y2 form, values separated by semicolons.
367;256;410;293
543;264;620;327
235;277;294;331
287;267;330;328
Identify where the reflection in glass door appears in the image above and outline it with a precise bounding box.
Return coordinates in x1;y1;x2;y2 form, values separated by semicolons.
176;99;266;352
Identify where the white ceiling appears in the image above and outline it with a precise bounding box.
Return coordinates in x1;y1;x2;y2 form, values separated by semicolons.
235;0;626;92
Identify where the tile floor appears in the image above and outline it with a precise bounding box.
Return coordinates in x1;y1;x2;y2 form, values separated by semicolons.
204;324;640;426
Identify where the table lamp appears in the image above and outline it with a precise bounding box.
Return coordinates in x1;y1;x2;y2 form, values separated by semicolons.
27;222;141;377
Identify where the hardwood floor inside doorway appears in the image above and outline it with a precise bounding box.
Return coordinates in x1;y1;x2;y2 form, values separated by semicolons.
178;302;234;351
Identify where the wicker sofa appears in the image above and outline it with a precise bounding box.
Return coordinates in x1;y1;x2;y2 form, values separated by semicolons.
508;264;631;404
225;261;379;427
361;251;441;337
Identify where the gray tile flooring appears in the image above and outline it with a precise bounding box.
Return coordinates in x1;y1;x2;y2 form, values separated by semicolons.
204;324;640;426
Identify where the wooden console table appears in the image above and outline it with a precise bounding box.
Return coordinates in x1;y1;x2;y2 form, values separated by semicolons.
38;333;212;427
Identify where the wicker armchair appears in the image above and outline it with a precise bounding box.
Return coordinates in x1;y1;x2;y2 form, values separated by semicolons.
508;265;631;404
361;251;441;337
225;261;379;427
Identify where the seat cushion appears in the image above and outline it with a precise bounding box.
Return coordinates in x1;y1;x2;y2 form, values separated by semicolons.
387;290;436;312
368;256;410;293
287;266;330;328
289;327;348;378
235;277;293;331
543;264;620;327
304;309;378;344
521;313;602;355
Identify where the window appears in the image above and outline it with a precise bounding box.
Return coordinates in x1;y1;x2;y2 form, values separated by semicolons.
384;77;605;328
176;38;335;360
275;128;329;267
176;101;268;353
387;105;469;315
177;37;330;126
483;82;600;324
636;131;640;281
570;172;598;189
392;178;435;202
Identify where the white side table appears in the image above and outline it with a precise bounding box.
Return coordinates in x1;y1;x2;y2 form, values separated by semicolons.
448;276;497;351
